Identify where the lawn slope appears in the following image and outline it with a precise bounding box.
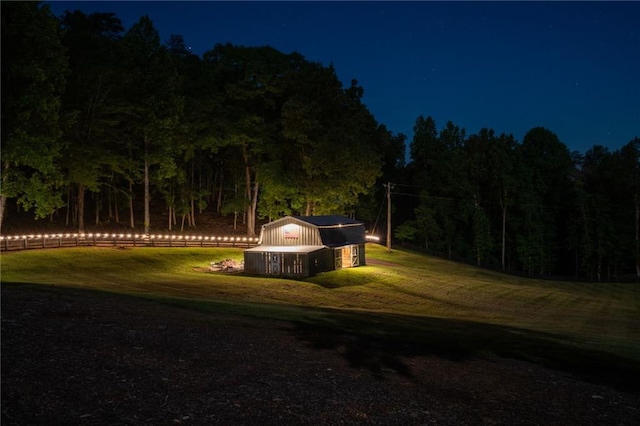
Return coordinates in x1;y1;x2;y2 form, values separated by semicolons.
2;243;639;389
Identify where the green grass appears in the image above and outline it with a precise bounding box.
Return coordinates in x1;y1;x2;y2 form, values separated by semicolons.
2;243;639;390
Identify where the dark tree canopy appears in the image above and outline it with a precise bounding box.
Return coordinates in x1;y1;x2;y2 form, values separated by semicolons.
1;1;68;226
2;4;637;280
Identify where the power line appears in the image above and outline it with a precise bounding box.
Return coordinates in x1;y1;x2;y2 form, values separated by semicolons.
390;190;636;213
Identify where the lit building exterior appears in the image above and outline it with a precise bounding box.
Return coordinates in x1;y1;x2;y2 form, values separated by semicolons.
243;215;366;277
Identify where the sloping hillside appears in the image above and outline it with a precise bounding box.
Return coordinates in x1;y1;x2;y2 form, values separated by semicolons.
2;283;639;425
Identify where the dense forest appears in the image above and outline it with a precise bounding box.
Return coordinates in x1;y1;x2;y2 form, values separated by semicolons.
2;2;638;281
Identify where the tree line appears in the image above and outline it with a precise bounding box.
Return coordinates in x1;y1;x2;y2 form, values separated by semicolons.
2;3;638;280
398;117;638;281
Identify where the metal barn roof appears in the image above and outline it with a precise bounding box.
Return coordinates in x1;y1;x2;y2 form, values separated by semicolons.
294;215;362;227
295;215;365;247
256;215;366;248
244;245;328;254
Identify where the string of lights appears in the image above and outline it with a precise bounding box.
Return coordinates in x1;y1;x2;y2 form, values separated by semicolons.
0;233;260;251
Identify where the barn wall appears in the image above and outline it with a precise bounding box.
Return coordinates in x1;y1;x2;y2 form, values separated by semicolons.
358;243;366;265
244;248;335;277
261;217;322;246
309;248;335;276
244;251;267;275
280;253;307;276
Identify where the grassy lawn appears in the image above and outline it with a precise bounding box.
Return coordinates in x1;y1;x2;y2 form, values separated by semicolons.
2;243;639;388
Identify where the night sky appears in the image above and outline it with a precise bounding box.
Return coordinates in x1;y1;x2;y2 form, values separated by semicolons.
47;1;639;155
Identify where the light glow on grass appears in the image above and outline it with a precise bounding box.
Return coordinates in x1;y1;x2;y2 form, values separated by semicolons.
1;244;639;364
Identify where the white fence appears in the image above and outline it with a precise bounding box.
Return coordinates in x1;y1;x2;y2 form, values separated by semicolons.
0;233;259;252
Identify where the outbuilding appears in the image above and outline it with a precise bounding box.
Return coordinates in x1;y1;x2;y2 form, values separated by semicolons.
243;215;366;278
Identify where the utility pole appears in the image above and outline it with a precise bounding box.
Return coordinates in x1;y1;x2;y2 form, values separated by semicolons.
384;182;394;251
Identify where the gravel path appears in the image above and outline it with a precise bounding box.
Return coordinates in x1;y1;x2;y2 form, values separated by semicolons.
2;284;638;425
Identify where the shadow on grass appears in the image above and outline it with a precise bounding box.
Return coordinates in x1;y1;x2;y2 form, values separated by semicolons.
304;269;377;289
290;310;640;393
3;282;639;394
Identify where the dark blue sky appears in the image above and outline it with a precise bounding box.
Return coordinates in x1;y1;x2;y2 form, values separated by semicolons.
47;1;639;155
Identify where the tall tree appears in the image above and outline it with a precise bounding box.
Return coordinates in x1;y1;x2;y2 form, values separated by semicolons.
464;129;497;266
117;16;183;234
409;115;439;189
465;130;517;270
617;139;640;279
1;1;68;228
281;69;382;216
59;10;125;232
515;127;573;275
406;118;466;258
573;146;618;280
166;34;211;229
204;44;291;236
436;121;467;258
492;133;518;271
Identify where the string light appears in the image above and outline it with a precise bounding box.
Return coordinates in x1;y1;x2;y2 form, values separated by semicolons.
0;232;258;249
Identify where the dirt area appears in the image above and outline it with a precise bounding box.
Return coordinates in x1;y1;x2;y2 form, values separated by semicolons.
2;284;639;425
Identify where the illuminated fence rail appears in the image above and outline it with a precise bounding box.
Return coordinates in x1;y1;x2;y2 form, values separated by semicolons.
0;233;259;252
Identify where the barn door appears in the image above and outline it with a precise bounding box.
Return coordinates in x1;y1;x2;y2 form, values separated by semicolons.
270;253;280;275
351;245;359;266
293;254;303;275
334;249;343;269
